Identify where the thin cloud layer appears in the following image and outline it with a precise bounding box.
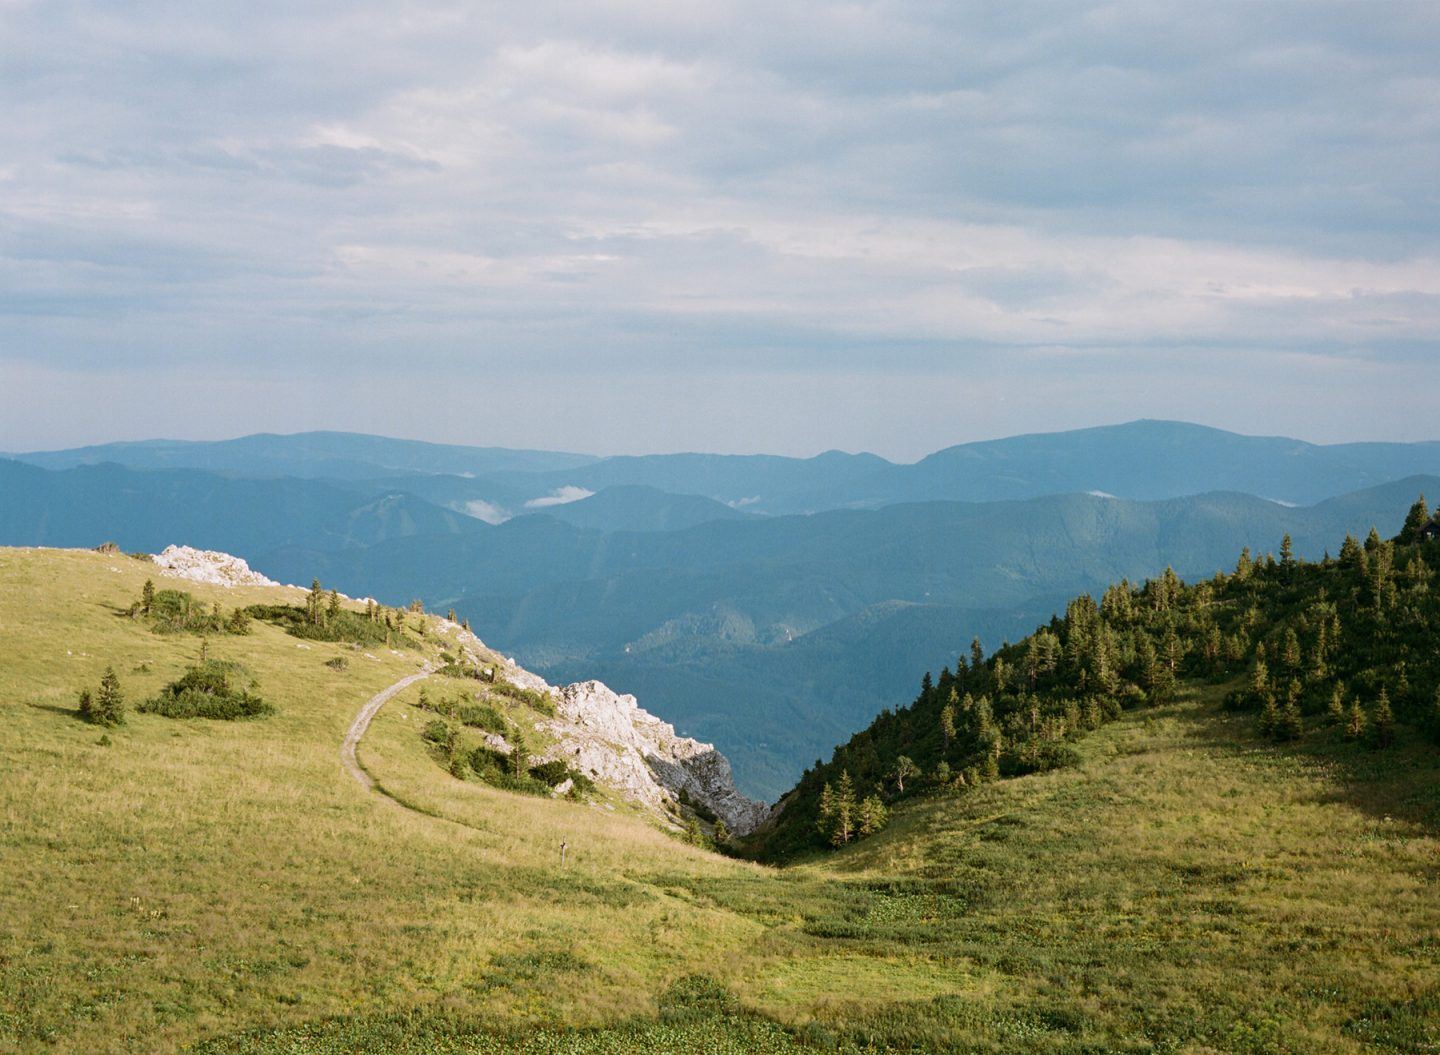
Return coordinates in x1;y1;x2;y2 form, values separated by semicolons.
2;1;1438;455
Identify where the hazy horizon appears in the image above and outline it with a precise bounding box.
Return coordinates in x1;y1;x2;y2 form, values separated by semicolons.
6;415;1440;465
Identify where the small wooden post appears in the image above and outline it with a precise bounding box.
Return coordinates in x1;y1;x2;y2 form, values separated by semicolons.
560;840;568;867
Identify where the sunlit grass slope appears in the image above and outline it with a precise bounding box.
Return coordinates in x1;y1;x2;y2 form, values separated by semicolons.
2;547;1437;1054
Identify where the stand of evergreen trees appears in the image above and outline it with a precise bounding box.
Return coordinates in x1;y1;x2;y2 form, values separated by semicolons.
758;498;1440;860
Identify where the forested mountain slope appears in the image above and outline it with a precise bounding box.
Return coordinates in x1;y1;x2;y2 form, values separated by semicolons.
760;497;1440;859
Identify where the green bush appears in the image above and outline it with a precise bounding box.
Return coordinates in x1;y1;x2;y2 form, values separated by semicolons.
457;701;506;732
243;604;402;647
490;680;555;715
138;661;272;720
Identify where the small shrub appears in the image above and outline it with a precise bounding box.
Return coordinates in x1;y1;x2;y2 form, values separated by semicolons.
138;661;272;720
421;720;455;748
489;680;555;715
457;701;506;732
325;656;349;671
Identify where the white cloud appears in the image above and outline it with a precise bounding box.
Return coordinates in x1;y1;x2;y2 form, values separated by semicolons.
462;499;511;524
525;486;596;509
1;1;1438;452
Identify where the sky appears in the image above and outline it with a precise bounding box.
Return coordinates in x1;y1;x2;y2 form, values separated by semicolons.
3;1;1439;459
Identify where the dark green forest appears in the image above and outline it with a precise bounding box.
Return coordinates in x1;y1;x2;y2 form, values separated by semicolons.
757;498;1440;859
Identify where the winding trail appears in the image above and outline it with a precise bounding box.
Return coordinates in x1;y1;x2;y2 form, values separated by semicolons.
341;667;433;790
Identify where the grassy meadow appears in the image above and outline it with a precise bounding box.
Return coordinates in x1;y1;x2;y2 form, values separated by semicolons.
1;547;1436;1053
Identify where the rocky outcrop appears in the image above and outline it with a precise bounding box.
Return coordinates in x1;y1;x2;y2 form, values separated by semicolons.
544;680;770;836
151;545;279;587
431;616;769;834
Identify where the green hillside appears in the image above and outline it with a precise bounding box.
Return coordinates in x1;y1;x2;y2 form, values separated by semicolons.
759;500;1440;861
1;544;1437;1053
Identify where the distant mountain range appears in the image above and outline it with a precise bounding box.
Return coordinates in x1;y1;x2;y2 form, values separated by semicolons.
14;420;1440;514
4;421;1438;796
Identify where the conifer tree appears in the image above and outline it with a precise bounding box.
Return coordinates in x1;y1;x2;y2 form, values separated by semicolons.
857;795;888;836
307;579;324;625
1275;681;1303;740
1250;653;1273;707
1258;696;1280;738
940;694;956;751
1279;534;1296;573
1327;685;1346;725
1339;533;1363;567
1235;547;1254;579
1346;700;1368;741
1399;494;1432;544
141;578;155;616
327;590;341;621
1365;526;1383;553
94;666;125;726
1372;689;1395;748
77;688;95;723
970;637;985;669
1282;628;1301;672
817;771;857;846
510;730;529;777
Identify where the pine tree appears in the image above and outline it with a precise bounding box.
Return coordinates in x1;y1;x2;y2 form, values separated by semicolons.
1346;700;1368;741
510;730;529;777
1372;689;1395;748
1276;681;1303;740
1258;696;1280;738
970;637;985;669
819;770;857;846
1282;628;1302;673
77;688;95;722
1327;686;1346;725
1399;494;1432;544
1279;534;1296;573
1338;533;1363;567
327;590;341;621
94;666;125;726
683;815;704;846
940;694;957;751
1365;526;1382;553
307;579;324;625
1250;654;1273;707
857;795;888;837
141;578;155;616
1235;547;1254;579
712;818;731;846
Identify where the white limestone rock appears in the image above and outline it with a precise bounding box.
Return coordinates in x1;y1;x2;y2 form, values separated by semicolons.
539;679;770;836
151;545;279;588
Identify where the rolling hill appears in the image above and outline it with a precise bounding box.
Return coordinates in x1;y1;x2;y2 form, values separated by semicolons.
0;459;487;556
1;545;1435;1053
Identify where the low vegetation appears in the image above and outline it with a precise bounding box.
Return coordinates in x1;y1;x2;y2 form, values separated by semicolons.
131;580;252;636
137;660;273;720
244;579;417;648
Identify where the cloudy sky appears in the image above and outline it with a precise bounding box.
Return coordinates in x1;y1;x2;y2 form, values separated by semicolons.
3;1;1438;458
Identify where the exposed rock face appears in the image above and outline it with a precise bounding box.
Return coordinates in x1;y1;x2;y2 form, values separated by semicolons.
544;680;770;836
431;617;769;833
152;545;279;587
